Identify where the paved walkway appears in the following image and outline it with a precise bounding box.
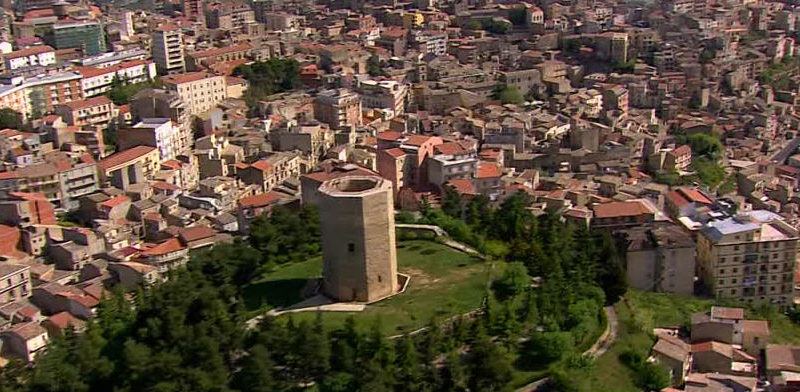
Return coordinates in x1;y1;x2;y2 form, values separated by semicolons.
395;223;485;259
515;305;619;392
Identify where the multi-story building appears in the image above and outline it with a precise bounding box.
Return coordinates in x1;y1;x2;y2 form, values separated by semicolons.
259;12;303;31
151;24;185;75
53;95;115;128
186;44;252;71
161;72;228;116
0;72;83;120
0;264;31;304
205;1;255;30
118;118;189;161
120;11;135;40
426;142;477;188
3;45;56;71
0;159;99;211
313;89;362;130
181;0;205;23
52;20;106;56
97;146;161;190
697;210;798;306
410;30;447;57
76;60;157;97
623;224;696;295
358;80;408;118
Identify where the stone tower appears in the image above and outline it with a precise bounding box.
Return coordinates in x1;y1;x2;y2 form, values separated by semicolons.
318;176;398;302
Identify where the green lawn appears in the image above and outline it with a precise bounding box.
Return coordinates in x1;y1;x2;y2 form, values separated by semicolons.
244;240;494;334
242;257;322;313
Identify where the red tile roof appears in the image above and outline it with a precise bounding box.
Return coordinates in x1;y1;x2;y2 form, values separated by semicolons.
239;192;282;208
152;181;180;191
251;160;273;172
47;311;81;330
476;163;501;179
100;195;130;209
446;178;475;195
593;200;652;219
162;72;216;85
141;237;185;256
98;146;157;171
61;95;112;110
669;144;692;157
404;134;434;147
178;226;216;242
434;142;467;156
377;131;403;141
5;45;53;59
382;148;406;159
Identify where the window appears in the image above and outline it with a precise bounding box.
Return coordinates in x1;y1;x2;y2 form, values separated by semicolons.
348;243;355;252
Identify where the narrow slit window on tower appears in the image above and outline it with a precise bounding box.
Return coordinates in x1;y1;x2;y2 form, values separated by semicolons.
348;243;355;252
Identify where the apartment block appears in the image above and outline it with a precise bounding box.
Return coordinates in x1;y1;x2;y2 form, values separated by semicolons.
313;89;362;130
0;72;83;120
3;45;56;71
0;264;31;304
76;60;157;97
118;118;189;161
623;224;696;295
151;24;185;75
53;95;116;128
161;72;227;116
697;210;798;306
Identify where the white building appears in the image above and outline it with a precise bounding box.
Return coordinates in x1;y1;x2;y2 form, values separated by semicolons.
358;79;408;118
151;24;185;75
4;46;56;70
76;60;157;97
118;118;187;161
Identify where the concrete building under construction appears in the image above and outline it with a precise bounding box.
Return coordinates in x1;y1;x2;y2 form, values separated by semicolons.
318;176;398;302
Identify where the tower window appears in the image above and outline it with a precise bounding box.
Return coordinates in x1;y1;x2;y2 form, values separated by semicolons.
348;243;355;252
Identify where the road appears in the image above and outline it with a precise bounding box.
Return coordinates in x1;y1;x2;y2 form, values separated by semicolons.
515;305;619;392
771;135;800;164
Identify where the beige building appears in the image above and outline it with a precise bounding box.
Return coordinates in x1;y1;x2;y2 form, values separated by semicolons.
318;176;398;302
313;89;362;130
0;264;31;304
97;146;161;189
151;24;185;75
162;72;228;116
697;210;798;306
53;96;116;128
623;224;696;295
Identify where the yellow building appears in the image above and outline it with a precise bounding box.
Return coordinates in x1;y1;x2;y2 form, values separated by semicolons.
697;210;798;307
402;12;424;29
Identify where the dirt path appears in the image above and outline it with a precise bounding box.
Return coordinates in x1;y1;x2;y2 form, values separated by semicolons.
515;305;619;392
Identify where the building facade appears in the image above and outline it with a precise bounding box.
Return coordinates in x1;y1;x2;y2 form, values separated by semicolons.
151;25;185;75
697;210;798;306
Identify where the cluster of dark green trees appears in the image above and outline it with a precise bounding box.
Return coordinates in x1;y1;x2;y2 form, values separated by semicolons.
233;58;301;109
0;192;629;391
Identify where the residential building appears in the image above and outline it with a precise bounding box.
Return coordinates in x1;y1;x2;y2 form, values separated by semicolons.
0;264;31;304
358;80;408;118
622;224;696;295
0;72;83;119
97;145;160;189
161;72;227;116
696;210;798;306
592;199;658;229
186;43;252;71
53;96;115;128
151;24;185;75
205;1;255;30
76;60;157;97
117;118;189;161
3;45;55;70
0;160;98;211
52;20;106;56
1;322;48;362
426;142;478;187
313;89;362;130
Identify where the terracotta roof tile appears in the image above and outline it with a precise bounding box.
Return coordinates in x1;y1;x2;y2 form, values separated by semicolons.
98;146;157;171
476;163;502;179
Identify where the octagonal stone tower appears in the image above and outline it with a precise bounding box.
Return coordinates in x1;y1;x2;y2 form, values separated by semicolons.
318;176;398;302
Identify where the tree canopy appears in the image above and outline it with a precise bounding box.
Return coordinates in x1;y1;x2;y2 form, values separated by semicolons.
0;108;23;129
233;58;301;107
